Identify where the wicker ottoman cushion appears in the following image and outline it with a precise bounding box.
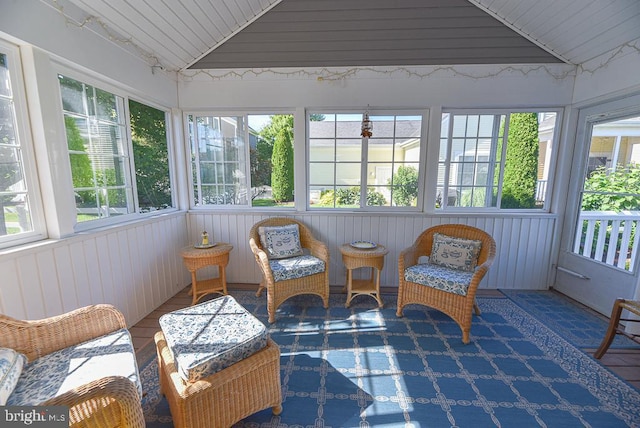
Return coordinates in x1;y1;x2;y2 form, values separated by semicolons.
159;295;268;382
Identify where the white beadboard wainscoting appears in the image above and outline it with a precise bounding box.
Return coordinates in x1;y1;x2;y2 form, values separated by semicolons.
0;212;190;325
188;212;558;294
0;211;557;326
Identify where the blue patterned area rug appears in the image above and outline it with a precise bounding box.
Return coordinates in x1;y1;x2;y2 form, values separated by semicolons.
501;289;640;350
139;291;640;427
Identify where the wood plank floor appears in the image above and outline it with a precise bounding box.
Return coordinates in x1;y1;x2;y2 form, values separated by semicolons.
130;285;640;389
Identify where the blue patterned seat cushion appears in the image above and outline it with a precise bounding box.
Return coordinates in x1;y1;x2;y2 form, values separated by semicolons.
404;263;474;296
269;255;325;282
6;329;141;406
159;295;268;382
0;347;26;405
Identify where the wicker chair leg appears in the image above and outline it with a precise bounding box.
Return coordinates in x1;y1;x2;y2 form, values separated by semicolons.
462;329;471;344
594;298;625;359
256;280;265;297
473;300;481;315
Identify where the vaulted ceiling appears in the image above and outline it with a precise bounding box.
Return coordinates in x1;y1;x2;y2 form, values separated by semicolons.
64;0;640;72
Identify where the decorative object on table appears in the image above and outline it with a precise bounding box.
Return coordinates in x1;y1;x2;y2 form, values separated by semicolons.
340;243;388;308
397;223;496;344
155;295;282;428
249;217;329;323
194;231;216;248
361;109;373;138
350;240;377;249
180;243;233;305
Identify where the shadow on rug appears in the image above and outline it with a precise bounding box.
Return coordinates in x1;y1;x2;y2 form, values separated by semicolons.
139;291;639;427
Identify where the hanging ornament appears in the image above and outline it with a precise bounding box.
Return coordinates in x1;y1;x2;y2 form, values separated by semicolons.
361;111;373;138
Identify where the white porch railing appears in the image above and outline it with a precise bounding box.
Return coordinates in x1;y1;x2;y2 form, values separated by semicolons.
574;211;640;272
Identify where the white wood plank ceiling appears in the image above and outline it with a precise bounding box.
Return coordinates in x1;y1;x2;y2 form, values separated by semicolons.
61;0;640;71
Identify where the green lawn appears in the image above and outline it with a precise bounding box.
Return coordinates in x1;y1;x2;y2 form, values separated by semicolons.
252;199;294;208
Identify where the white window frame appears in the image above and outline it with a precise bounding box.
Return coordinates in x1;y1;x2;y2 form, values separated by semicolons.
0;39;46;249
307;109;428;211
127;97;177;215
438;108;562;212
185;110;295;210
56;65;176;232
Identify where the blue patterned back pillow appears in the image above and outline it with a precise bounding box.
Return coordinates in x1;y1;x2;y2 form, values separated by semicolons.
259;224;304;259
429;233;481;272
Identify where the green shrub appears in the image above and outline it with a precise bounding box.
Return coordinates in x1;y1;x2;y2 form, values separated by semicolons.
500;113;539;208
390;165;418;206
271;128;294;202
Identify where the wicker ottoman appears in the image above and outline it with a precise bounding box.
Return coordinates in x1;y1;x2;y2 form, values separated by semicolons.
154;296;282;428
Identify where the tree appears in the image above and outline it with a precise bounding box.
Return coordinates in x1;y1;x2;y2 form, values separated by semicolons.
390;165;419;207
271;128;294;202
250;137;272;189
500;113;539;208
65;116;95;207
129;100;172;210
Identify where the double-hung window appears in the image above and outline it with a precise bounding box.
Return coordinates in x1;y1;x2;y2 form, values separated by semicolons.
308;111;424;209
187;113;295;208
0;40;45;248
59;74;174;227
438;110;559;210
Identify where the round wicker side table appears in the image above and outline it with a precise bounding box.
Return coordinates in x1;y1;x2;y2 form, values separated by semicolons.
339;243;389;308
181;243;233;305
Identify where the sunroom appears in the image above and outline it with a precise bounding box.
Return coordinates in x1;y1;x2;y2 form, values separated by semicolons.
1;0;640;425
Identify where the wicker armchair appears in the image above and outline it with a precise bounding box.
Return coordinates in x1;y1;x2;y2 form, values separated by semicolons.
249;217;330;323
0;305;145;428
397;224;496;344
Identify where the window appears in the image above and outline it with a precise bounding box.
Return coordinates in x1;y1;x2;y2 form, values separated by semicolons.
60;75;174;225
187;113;294;208
308;112;424;209
438;111;558;210
129;100;173;213
0;42;44;247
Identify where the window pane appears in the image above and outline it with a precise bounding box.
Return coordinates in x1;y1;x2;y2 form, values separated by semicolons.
59;75;87;115
129;100;173;212
439;111;557;210
0;52;34;237
336;163;360;185
336;114;361;137
368;115;421;208
309;139;335;161
61;75;133;223
309;111;423;209
336;139;361;161
248;114;295;208
190;114;256;206
309;162;334;185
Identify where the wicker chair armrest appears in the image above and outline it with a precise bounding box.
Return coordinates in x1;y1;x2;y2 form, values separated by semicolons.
0;304;127;361
306;239;330;262
399;245;420;271
43;375;144;428
472;247;496;278
249;237;274;277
